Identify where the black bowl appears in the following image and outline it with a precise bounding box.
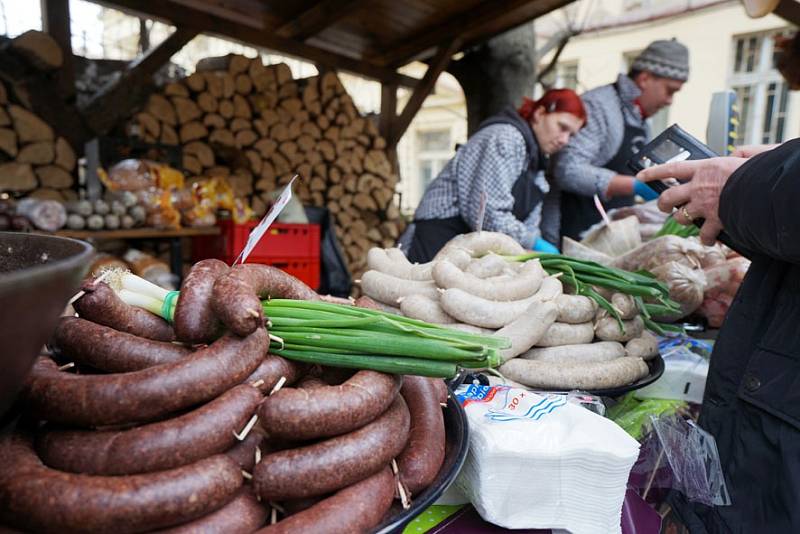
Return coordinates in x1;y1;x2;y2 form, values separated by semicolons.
0;232;93;418
371;392;469;533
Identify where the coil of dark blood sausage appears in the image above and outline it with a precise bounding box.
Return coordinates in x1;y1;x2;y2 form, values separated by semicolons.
397;376;447;495
0;432;242;533
72;280;175;342
258;370;401;441
244;354;306;393
36;384;263;475
154;489;267;534
212;264;319;337
24;328;267;427
253;396;410;500
254;467;395;534
173;259;229;344
52;317;190;373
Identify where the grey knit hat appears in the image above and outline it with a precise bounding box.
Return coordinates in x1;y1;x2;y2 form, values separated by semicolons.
631;38;690;81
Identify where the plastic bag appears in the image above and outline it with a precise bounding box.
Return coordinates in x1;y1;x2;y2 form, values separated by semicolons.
609;201;668;225
581;215;642;256
612;235;706;272
698;257;750;327
630;414;730;507
649;261;706;319
607;393;685;440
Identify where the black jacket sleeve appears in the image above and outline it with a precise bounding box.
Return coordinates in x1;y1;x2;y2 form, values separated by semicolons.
719;138;800;264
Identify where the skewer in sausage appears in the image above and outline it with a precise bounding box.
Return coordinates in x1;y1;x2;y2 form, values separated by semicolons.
255;467;395;534
73;280;175;341
397;376;446;495
36;384;263;475
0;432;242;533
52;317;191;373
253;396;410;500
174;259;229;343
244;354;306;393
258;371;401;441
212;264;319;337
25;328;267;427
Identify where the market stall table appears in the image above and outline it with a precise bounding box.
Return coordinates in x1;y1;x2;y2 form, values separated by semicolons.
55;226;221;284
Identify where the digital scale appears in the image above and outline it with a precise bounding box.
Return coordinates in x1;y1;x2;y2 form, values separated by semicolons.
626;91;740;249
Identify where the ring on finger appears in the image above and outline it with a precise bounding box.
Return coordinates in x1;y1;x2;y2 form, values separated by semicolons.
680;206;694;223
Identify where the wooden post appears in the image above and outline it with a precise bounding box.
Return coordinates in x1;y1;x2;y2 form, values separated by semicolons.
40;0;75;99
379;82;397;167
389;39;461;148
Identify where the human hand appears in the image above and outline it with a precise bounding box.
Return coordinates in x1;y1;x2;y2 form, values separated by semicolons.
636;157;747;245
730;144;778;158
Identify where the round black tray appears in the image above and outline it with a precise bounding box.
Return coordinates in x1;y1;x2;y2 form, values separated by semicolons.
371;391;469;534
587;353;665;397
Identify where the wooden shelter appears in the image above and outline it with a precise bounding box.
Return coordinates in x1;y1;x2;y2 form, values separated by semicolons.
40;0;573;151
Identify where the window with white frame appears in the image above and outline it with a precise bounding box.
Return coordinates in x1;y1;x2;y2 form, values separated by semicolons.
417;129;452;188
539;61;579;91
729;29;792;145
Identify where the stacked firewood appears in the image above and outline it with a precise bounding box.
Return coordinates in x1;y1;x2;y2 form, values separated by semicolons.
129;54;405;277
0;31;77;202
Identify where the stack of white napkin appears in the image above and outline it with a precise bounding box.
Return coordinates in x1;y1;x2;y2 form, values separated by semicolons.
454;385;640;534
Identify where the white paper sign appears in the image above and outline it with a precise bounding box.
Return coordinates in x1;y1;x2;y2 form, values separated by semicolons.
234;175;297;264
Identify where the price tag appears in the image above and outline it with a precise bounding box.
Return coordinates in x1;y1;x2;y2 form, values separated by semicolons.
234;175;297;264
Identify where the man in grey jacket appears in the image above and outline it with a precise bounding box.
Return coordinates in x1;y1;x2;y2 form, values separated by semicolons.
552;38;690;240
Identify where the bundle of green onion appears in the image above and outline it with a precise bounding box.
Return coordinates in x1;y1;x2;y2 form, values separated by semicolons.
263;299;507;377
105;270;507;378
505;253;684;335
656;216;700;238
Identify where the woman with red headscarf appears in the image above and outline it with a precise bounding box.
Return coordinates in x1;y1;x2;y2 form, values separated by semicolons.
405;89;587;263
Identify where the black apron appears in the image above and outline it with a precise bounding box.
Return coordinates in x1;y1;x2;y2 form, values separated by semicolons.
559;84;646;241
407;107;544;264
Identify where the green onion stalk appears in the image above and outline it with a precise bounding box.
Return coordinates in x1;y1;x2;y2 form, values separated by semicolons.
104;270;507;378
503;253;683;334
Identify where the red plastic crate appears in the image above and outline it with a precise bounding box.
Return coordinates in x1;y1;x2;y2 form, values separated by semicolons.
193;221;320;263
212;256;320;290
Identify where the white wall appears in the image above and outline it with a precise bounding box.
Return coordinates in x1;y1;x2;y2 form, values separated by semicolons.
543;2;800;142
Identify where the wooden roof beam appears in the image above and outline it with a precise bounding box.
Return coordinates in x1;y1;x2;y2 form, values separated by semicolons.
370;0;569;67
93;0;420;88
82;27;198;135
41;0;76;100
388;38;462;149
276;0;363;40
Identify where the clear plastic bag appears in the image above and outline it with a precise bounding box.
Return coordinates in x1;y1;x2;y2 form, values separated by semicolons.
630;414;730;507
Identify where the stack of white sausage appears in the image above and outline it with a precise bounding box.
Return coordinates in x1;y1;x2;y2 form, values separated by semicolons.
361;231;659;391
0;261;449;533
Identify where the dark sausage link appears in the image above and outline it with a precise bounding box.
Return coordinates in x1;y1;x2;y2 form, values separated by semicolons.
0;432;242;534
155;489;267;534
174;259;229;344
52;316;191;373
397;376;446;495
259;371;401;441
253;396;410;500
36;384;264;475
73;280;175;342
225;430;264;472
212;264;319;337
25;329;267;427
255;467;395;534
244;354;306;393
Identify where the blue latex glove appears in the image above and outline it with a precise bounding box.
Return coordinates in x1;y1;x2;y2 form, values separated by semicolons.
633;179;659;201
533;237;560;253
